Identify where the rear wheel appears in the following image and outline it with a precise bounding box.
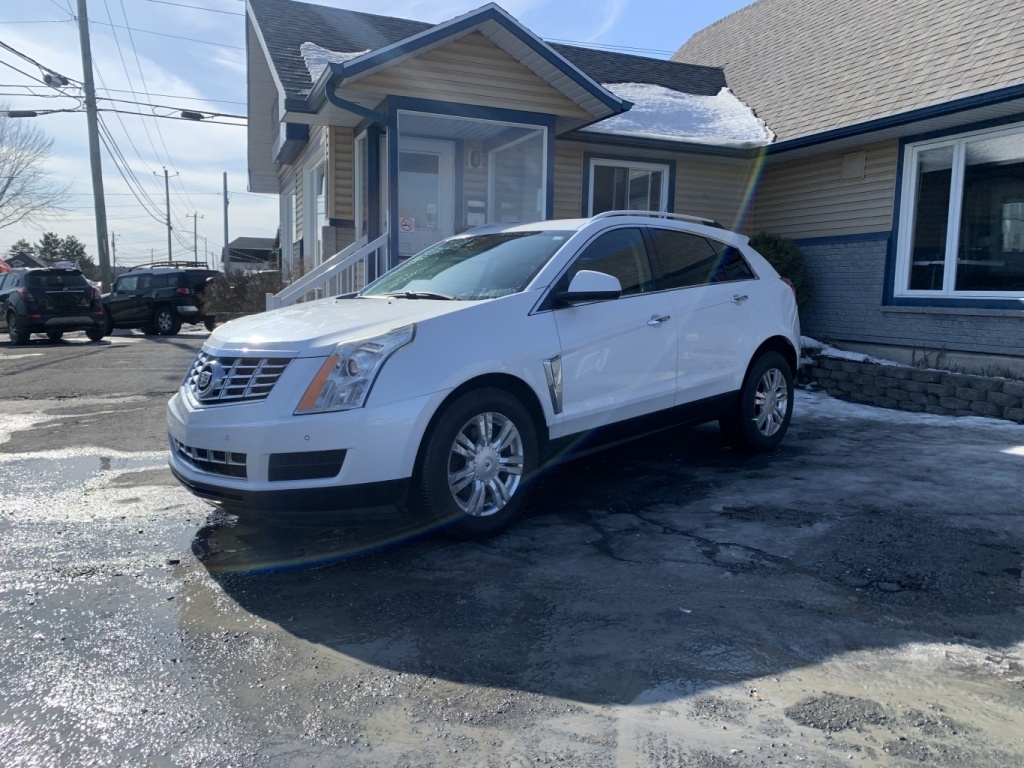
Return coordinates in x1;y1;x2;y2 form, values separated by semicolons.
153;306;181;336
46;331;64;342
203;317;216;332
719;351;794;452
414;388;538;539
7;312;29;345
85;327;105;342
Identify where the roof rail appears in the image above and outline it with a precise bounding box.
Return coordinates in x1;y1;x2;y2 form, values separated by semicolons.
591;210;723;229
128;260;212;271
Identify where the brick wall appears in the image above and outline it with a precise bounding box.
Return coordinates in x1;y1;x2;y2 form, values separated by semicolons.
811;357;1024;423
798;236;1024;358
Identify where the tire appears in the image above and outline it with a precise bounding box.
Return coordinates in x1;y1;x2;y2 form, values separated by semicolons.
85;327;105;342
102;311;113;336
7;312;30;345
413;388;538;539
46;331;64;342
203;318;216;332
153;306;181;336
719;351;794;453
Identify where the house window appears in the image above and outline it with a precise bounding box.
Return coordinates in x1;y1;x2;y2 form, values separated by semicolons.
897;124;1024;297
589;158;669;215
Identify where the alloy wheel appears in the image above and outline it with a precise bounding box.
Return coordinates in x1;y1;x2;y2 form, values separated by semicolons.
446;411;524;517
754;368;789;437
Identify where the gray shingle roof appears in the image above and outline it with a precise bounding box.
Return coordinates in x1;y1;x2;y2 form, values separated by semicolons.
673;0;1024;142
249;0;726;104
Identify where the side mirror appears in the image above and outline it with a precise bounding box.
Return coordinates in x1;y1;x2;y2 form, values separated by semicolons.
554;269;622;305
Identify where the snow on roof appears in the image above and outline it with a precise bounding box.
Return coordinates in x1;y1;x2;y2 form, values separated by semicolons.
580;84;775;148
300;42;370;82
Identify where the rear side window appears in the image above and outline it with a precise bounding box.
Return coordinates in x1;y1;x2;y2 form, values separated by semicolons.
650;229;756;288
25;271;88;289
564;228;652;296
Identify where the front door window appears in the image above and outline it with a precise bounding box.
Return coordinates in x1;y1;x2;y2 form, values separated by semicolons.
397;138;455;258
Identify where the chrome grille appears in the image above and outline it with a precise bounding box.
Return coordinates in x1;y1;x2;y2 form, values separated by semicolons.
171;436;247;478
183;350;291;405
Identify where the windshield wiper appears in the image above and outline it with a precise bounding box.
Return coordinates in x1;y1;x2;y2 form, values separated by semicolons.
381;291;455;301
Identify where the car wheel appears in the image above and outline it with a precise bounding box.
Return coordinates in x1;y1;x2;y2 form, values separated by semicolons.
46;331;64;342
85;327;105;342
203;318;216;332
102;311;113;336
414;388;538;539
153;306;181;336
7;312;30;345
719;351;794;453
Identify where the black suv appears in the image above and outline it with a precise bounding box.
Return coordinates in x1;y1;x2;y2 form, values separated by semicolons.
0;267;106;345
103;263;220;336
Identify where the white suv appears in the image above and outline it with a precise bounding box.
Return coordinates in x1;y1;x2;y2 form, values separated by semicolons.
167;212;800;536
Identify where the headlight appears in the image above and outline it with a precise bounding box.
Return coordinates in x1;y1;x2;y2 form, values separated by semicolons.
295;325;415;414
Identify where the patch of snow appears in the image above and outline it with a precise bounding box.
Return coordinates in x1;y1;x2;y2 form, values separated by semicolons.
801;335;902;367
300;42;370;82
795;389;1024;432
580;85;774;148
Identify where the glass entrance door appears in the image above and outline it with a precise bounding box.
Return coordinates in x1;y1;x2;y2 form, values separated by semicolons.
397;138;455;258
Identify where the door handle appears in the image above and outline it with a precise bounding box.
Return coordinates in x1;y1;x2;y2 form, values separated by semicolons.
732;294;749;304
647;314;671;326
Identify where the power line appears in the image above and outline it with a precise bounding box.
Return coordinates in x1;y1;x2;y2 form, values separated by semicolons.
89;19;243;50
144;0;243;16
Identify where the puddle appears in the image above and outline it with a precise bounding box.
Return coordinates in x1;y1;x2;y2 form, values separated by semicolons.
0;454;166;497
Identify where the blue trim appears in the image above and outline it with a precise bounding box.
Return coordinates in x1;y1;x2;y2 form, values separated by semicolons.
769;83;1024;154
793;232;890;247
581;152;677;217
454;138;464;232
328;218;356;229
883;140;908;305
387;96;557;129
387;107;400;269
273;122;309;165
900;111;1024;146
884;296;1024;311
336;4;626;115
565;129;762;158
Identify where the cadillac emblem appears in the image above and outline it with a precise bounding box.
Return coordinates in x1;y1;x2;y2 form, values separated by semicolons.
195;363;218;398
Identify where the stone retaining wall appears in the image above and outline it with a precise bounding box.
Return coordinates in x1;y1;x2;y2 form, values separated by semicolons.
809;357;1024;424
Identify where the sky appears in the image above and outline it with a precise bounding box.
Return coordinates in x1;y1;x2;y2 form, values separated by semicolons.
0;0;750;267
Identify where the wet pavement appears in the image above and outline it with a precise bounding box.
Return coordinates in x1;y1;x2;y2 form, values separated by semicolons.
1;332;1023;767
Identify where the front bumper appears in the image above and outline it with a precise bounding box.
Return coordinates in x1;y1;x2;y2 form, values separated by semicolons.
166;364;447;512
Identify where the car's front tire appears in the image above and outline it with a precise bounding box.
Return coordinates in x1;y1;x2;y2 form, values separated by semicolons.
719;351;794;452
153;306;181;336
7;312;29;345
414;388;538;538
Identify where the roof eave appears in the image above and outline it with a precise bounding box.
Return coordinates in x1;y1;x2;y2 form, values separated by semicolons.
768;82;1024;154
563;129;768;158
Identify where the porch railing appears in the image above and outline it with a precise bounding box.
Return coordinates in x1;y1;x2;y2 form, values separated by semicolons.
266;231;389;311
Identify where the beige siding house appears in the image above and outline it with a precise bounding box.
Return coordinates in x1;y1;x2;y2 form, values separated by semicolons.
675;0;1024;364
245;0;769;302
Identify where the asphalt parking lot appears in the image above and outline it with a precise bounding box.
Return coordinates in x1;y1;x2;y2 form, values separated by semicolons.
1;329;1023;767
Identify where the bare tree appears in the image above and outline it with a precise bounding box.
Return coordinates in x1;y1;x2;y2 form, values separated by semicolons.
0;105;69;230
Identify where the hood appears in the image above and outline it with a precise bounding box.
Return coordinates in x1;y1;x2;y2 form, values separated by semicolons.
206;295;477;356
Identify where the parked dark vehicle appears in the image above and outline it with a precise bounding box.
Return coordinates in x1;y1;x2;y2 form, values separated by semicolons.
103;263;221;336
0;267;106;345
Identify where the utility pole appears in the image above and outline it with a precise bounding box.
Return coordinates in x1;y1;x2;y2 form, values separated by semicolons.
110;232;116;271
188;212;203;263
222;172;229;273
77;0;112;291
156;168;173;262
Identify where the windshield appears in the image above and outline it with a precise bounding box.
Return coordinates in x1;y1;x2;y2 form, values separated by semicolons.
360;231;571;301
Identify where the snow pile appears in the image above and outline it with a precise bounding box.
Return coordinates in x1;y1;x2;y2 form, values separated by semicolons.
582;85;775;147
801;336;902;367
300;42;370;82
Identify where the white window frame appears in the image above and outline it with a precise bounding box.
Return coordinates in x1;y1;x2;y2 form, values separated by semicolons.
588;158;670;216
895;122;1024;299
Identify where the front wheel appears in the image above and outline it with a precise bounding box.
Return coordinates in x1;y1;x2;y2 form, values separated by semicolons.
413;388;538;539
203;317;216;332
153;306;181;336
719;351;794;452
